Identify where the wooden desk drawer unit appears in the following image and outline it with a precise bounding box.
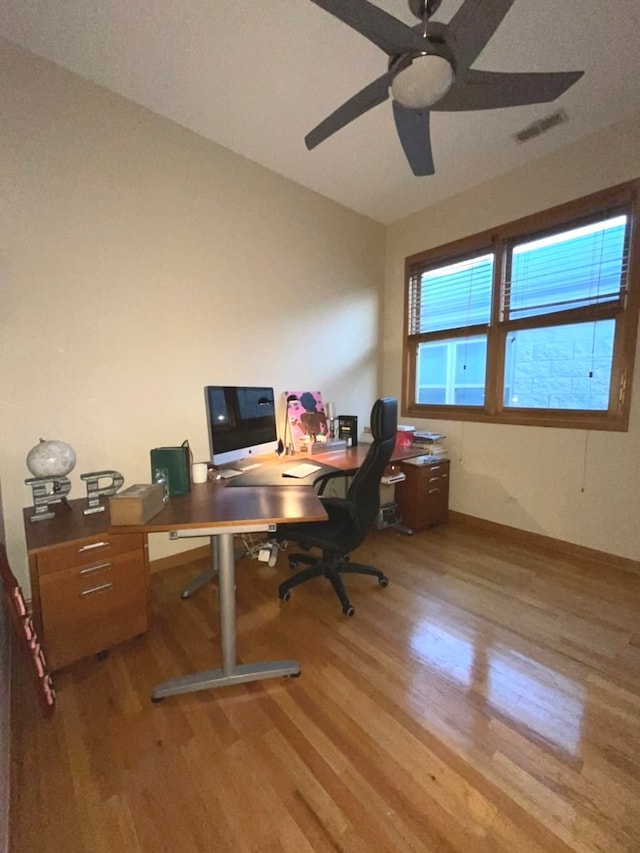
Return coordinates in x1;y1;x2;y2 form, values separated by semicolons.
395;459;450;532
23;501;150;672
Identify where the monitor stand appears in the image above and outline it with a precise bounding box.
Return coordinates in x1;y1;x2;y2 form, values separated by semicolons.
217;460;263;479
217;468;244;480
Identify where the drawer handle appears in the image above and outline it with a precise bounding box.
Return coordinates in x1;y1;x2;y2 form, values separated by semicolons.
78;541;110;554
79;562;112;576
80;582;114;597
430;465;441;472
428;476;441;483
428;488;441;494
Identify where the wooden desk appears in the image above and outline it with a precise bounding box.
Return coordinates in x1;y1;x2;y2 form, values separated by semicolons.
224;444;421;489
312;444;424;487
115;481;327;701
281;444;422;471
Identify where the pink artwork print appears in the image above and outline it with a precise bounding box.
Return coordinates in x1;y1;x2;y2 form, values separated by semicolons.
285;391;329;450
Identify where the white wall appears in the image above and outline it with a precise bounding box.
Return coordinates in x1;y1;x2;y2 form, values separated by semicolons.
384;111;640;561
0;39;386;590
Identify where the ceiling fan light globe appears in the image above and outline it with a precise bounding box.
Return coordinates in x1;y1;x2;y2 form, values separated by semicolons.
391;54;454;110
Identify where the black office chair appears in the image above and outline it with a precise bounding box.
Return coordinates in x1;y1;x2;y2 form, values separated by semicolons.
275;396;398;616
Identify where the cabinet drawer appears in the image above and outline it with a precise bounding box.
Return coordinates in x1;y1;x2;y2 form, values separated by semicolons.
36;533;143;575
412;486;449;520
413;476;449;504
423;470;448;490
38;550;148;670
422;462;448;475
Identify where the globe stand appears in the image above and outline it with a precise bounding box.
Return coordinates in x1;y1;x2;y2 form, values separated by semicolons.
25;477;72;522
80;470;125;515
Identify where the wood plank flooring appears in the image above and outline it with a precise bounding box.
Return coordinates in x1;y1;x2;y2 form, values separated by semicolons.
10;521;640;852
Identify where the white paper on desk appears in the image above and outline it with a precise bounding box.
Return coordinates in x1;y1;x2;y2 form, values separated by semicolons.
282;462;322;479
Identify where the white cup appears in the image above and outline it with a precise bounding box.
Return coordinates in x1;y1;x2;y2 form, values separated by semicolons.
191;462;208;484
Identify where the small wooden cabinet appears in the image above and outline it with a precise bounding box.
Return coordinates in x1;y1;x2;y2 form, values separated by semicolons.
23;498;149;671
395;459;450;532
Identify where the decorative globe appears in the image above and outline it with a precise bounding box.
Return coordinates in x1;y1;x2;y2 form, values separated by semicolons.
26;439;77;479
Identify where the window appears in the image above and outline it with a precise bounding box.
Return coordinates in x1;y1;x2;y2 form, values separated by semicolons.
403;181;640;430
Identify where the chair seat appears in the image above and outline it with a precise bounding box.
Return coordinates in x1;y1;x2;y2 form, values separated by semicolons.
277;499;355;557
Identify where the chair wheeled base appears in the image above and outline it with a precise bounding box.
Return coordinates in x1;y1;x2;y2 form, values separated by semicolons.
278;550;389;617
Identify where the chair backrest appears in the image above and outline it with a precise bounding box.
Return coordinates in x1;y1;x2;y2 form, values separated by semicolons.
346;397;397;542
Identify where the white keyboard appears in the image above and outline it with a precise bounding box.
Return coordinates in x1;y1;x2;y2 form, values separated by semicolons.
282;462;322;479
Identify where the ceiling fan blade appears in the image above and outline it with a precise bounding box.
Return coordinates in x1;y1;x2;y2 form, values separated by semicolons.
435;69;584;111
310;0;425;56
392;101;435;176
306;72;393;150
448;0;517;74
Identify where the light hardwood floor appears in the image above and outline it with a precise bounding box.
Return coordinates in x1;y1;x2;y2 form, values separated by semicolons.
10;521;640;852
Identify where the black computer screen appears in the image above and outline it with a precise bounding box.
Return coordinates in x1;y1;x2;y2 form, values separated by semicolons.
204;386;278;467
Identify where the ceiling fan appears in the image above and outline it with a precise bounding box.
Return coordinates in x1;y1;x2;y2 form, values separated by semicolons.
305;0;584;175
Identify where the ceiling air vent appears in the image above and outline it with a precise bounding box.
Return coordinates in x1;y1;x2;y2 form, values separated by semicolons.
513;109;568;144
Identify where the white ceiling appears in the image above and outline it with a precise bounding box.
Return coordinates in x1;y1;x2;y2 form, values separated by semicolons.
2;0;640;224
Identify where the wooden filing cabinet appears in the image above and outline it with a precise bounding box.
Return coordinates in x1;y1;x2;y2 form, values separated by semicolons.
23;498;150;671
395;458;450;532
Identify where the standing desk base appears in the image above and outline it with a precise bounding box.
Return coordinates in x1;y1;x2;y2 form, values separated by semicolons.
153;524;300;701
180;564;218;599
152;660;300;700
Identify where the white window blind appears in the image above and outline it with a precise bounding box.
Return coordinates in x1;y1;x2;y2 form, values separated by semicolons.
408;253;494;335
504;215;628;320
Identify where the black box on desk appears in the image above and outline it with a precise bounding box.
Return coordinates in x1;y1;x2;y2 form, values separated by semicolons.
337;416;358;447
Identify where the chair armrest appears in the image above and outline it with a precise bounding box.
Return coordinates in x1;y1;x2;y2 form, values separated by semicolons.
314;469;353;496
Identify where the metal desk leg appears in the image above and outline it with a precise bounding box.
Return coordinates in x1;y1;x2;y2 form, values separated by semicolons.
180;537;218;599
152;531;300;701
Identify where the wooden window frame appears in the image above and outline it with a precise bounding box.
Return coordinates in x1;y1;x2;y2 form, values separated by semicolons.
402;180;640;431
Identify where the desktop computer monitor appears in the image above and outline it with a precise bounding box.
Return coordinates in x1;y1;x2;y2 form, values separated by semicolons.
204;386;278;469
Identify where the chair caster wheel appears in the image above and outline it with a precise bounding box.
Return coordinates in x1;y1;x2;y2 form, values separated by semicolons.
345;605;355;617
151;695;164;703
96;650;108;661
379;576;389;587
287;670;301;678
288;560;298;570
279;590;291;603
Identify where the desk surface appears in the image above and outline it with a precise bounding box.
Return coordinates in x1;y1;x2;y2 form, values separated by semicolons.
284;443;421;470
112;480;327;535
23;497;120;552
225;444;421;488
